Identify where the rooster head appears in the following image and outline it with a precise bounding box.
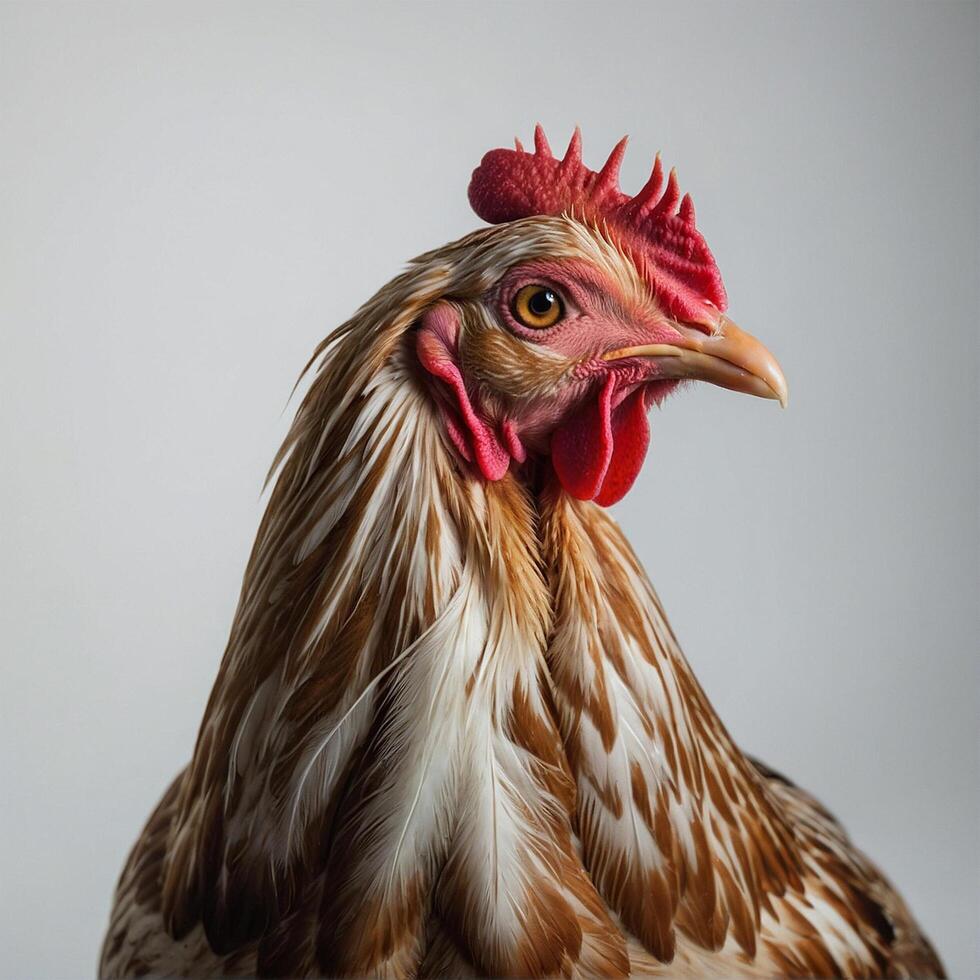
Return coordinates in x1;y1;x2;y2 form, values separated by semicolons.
416;126;787;506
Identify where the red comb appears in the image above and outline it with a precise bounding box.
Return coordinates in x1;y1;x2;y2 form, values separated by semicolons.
468;125;727;322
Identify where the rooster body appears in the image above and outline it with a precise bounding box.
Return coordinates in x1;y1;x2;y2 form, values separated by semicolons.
101;133;943;978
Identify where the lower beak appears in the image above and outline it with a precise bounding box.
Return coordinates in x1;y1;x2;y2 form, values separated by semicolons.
602;315;788;407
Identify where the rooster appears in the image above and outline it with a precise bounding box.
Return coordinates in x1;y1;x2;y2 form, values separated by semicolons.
100;128;943;979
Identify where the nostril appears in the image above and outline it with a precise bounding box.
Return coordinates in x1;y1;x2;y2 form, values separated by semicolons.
676;317;718;342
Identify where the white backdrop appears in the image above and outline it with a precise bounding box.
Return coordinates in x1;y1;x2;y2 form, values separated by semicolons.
1;3;977;977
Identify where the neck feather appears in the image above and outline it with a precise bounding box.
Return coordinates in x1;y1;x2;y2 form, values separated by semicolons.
161;276;800;973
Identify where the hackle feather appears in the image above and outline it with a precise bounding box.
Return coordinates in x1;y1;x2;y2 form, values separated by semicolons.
100;215;944;979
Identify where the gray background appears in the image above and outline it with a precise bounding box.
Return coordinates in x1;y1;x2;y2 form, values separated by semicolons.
1;2;977;977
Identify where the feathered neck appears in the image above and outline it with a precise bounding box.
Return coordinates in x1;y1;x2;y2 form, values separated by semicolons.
162;254;803;975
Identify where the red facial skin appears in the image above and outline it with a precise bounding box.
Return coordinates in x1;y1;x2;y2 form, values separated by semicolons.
493;256;695;410
418;256;705;504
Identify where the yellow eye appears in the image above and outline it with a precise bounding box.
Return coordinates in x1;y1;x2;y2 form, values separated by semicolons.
512;284;564;329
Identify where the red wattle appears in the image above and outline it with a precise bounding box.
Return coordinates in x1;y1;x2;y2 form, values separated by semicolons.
595;386;650;506
550;376;651;507
550;375;616;501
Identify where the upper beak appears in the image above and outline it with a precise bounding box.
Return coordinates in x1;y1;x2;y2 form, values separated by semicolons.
602;315;789;408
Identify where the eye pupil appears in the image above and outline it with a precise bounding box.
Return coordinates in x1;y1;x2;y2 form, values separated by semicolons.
528;290;555;316
513;283;564;329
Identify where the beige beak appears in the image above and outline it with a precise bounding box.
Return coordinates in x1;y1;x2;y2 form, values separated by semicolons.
603;315;789;407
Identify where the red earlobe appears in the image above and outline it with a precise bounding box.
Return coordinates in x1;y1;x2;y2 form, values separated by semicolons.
417;304;516;481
